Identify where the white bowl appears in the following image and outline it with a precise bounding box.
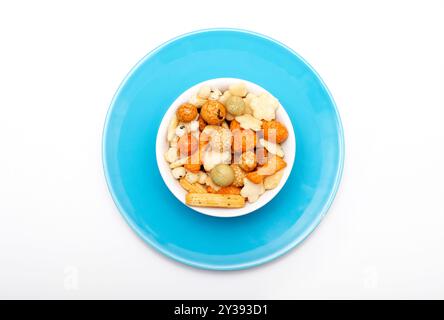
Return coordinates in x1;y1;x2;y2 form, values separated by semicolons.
156;78;296;218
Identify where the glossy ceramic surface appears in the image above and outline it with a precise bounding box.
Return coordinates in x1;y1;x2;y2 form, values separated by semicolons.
103;29;344;270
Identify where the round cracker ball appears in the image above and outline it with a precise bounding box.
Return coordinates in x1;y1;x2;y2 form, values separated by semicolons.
262;120;289;143
231;164;246;187
210;164;235;187
200;100;226;125
218;90;231;104
176;103;198;122
225;96;246;116
239;151;257;172
197;85;211;99
201;125;232;153
229;82;248;97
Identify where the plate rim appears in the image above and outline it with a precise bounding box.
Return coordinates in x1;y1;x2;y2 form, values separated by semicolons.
102;28;345;271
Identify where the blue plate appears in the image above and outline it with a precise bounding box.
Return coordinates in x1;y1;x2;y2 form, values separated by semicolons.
103;29;344;270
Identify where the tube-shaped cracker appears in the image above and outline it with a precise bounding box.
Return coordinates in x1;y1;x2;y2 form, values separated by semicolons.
207;186;242;195
186;193;245;208
179;178;207;194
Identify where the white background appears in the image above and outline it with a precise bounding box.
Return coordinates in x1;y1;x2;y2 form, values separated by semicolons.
0;0;443;299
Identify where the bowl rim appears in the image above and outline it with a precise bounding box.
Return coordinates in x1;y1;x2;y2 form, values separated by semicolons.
155;77;296;218
102;28;345;271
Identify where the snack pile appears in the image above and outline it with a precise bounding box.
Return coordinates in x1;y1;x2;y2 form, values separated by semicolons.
164;82;289;209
